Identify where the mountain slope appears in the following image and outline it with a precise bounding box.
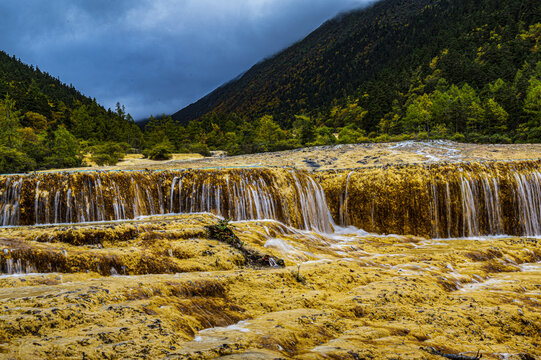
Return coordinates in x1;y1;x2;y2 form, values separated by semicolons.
0;51;142;173
0;51;92;120
172;0;541;133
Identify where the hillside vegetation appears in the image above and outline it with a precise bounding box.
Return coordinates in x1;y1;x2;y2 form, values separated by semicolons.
2;0;540;173
0;51;143;173
155;0;541;155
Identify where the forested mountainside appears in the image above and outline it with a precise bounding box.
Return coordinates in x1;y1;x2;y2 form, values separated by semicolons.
0;51;142;173
153;0;541;155
2;0;540;173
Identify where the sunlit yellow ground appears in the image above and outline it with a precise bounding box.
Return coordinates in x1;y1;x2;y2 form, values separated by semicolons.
52;141;541;173
0;214;539;359
110;141;541;171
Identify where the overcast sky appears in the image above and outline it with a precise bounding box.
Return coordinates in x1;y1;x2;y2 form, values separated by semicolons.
0;0;375;120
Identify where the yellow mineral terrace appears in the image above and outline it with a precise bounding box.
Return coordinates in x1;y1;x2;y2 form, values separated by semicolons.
320;160;541;238
0;156;540;359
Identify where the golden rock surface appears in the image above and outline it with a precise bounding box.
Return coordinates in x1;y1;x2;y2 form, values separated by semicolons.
0;213;539;359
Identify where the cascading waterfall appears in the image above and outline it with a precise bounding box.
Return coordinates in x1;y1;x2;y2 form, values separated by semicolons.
460;175;479;237
3;161;541;237
0;249;37;275
0;168;334;233
338;171;354;227
321;160;541;237
289;170;335;233
0;178;22;226
514;171;541;236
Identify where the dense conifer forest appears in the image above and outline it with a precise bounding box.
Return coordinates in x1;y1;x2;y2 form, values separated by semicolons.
162;0;541;153
0;51;143;173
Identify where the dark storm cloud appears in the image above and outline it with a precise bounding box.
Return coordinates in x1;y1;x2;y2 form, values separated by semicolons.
0;0;375;119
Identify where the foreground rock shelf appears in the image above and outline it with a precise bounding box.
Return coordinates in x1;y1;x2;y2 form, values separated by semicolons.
0;213;540;359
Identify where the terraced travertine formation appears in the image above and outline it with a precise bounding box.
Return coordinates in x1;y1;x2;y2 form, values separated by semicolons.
1;142;540;360
82;141;541;172
0;216;539;359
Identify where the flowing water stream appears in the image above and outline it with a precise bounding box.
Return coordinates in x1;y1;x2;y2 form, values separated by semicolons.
321;160;541;237
2;161;541;237
0;168;334;232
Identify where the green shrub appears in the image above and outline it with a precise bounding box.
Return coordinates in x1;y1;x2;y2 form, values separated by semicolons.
373;133;391;143
0;146;36;174
467;132;487;143
272;138;301;152
451;133;466;142
143;141;174;160
337;125;367;144
389;133;413;142
189;142;211;157
489;134;512;144
90;142;128;166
